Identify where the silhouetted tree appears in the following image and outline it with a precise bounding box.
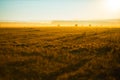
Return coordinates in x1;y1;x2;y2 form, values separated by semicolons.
57;24;60;27
89;24;91;27
75;24;78;27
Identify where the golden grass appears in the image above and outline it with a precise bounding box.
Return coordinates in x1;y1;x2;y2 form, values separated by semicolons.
0;27;120;80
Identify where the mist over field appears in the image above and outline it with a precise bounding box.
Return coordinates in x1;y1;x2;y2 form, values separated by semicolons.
0;19;120;27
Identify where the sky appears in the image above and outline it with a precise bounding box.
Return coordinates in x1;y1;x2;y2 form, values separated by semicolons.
0;0;120;21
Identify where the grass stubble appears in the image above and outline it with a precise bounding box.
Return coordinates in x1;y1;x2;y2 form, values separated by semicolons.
0;26;120;80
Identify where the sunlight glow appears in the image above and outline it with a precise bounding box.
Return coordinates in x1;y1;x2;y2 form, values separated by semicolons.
105;0;120;12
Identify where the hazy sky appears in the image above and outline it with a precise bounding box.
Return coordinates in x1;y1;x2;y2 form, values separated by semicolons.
0;0;120;21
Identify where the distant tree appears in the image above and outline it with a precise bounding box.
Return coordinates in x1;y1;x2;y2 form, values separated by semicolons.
57;24;60;27
75;24;78;27
89;24;91;27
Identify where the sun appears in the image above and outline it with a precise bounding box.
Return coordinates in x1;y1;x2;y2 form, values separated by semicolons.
105;0;120;12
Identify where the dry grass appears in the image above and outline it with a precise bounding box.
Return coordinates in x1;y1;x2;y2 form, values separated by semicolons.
0;27;120;80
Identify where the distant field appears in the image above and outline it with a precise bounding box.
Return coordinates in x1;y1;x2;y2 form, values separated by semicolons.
0;27;120;80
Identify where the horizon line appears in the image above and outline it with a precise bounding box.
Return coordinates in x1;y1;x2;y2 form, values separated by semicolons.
0;18;120;22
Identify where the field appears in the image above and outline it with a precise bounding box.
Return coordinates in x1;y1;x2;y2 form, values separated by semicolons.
0;27;120;80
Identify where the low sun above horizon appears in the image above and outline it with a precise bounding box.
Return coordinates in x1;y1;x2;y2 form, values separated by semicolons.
104;0;120;12
0;0;120;21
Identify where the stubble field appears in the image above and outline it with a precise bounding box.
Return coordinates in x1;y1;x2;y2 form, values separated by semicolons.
0;27;120;80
